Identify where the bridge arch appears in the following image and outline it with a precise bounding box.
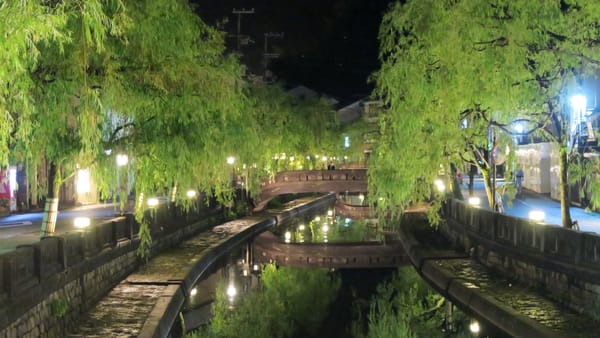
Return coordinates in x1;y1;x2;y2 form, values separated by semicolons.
253;169;368;211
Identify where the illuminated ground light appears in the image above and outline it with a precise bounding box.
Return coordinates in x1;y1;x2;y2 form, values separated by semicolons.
147;198;159;207
74;217;90;229
322;224;329;232
298;224;305;231
468;197;481;206
190;288;197;296
528;210;545;222
186;190;197;198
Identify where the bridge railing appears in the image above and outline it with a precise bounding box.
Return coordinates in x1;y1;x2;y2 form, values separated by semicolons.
445;199;600;267
263;169;368;185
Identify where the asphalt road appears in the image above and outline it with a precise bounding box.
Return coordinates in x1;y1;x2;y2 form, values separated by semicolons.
0;203;124;254
461;179;600;233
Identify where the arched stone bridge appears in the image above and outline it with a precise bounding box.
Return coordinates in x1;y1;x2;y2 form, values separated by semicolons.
253;169;368;211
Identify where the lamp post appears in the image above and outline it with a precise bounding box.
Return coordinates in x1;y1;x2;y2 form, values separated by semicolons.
571;94;586;150
227;156;236;186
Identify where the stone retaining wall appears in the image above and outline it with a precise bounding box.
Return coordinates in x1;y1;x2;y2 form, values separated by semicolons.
0;205;223;338
442;199;600;313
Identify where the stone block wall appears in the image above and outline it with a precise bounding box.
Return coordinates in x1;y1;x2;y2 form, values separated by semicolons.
443;199;600;314
0;205;222;338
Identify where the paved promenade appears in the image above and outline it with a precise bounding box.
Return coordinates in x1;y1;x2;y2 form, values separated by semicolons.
462;179;600;233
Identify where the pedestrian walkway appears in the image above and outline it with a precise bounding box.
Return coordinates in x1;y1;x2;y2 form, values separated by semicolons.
461;179;600;234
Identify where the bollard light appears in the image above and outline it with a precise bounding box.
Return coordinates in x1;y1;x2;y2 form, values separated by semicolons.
74;217;90;229
528;210;545;222
468;197;481;206
147;197;159;207
186;190;197;198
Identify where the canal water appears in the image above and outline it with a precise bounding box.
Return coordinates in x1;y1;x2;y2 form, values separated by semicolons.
185;201;599;337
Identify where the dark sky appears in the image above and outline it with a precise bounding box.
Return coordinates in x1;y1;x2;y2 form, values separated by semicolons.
191;0;394;104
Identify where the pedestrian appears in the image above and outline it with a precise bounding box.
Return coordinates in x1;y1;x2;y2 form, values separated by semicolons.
328;160;335;170
456;169;463;186
515;168;524;197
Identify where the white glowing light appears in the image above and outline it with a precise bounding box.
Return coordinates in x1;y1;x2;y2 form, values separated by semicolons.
147;198;159;207
435;179;446;192
76;168;91;194
322;225;329;232
469;321;480;333
529;210;545;222
116;154;128;166
74;217;90;229
468;197;481;206
226;284;237;298
227;156;235;164
190;288;197;296
186;190;197;198
298;224;305;231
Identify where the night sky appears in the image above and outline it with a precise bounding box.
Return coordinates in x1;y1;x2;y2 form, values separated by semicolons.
191;0;395;104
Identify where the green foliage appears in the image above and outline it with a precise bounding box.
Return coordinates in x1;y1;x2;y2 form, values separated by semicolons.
372;0;600;226
49;297;68;318
354;267;469;338
195;264;340;338
1;0;339;237
137;221;152;261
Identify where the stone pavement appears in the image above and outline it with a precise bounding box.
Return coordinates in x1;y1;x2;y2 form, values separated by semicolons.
461;179;600;234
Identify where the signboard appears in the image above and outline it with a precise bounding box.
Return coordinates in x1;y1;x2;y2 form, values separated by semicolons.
0;169;9;199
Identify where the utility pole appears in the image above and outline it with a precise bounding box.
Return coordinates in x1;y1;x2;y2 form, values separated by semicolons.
263;32;284;79
232;8;255;52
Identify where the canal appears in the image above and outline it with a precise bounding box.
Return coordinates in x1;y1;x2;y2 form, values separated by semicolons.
182;201;502;338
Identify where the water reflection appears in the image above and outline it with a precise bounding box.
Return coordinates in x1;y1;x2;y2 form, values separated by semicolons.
272;207;383;243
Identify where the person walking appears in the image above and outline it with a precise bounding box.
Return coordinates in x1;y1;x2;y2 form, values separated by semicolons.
515;168;524;197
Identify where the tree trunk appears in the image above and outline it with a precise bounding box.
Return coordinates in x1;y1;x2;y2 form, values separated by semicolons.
482;169;494;209
40;163;61;237
30;161;38;209
559;146;573;228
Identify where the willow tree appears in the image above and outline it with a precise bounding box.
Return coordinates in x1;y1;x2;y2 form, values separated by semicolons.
11;0;129;236
0;2;66;173
242;83;339;185
372;0;600;228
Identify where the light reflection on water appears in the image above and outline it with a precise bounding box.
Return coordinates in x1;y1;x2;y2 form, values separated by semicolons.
270;207;383;243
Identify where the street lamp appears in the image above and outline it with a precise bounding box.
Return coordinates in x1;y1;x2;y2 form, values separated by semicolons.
571;95;587;148
227;155;236;188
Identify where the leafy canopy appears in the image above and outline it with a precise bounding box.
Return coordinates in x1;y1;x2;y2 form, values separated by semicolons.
371;0;600;218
